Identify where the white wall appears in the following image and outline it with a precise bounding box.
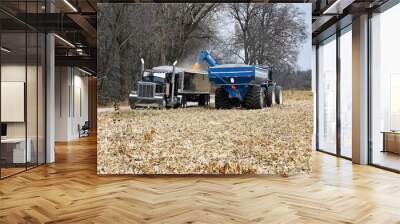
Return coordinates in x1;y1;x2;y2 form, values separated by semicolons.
1;82;25;122
55;67;70;141
55;67;89;141
1;64;26;81
1;65;26;139
71;72;89;138
1;63;46;164
1;65;41;137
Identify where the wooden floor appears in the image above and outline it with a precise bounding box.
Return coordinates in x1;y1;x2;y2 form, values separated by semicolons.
1;136;400;223
0;167;26;178
372;150;400;171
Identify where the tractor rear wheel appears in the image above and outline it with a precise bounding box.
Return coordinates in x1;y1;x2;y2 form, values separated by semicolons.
243;85;265;109
266;85;275;107
215;88;232;109
275;86;283;104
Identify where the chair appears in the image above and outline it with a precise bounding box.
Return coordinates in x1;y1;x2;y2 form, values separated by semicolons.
79;121;90;138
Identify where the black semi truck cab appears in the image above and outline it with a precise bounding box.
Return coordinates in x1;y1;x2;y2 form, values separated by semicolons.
129;65;210;109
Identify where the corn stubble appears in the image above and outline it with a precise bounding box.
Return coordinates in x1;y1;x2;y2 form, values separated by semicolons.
97;91;313;176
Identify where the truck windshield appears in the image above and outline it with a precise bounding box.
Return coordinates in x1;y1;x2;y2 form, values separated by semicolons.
143;75;164;84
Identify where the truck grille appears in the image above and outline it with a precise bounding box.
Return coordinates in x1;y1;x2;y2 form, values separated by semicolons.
138;82;156;98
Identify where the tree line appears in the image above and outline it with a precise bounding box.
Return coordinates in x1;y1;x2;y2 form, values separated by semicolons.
97;3;309;104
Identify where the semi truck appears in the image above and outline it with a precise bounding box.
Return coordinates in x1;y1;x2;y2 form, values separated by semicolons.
129;60;210;109
195;50;283;109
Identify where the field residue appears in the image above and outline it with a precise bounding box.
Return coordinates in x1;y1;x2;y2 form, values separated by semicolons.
97;91;313;176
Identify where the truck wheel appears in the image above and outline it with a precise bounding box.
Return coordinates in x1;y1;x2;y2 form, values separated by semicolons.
129;102;136;109
181;96;187;108
275;86;283;104
266;85;275;107
215;88;232;109
198;95;206;106
243;85;265;109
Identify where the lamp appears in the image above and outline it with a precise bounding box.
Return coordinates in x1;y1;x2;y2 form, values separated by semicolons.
323;0;355;15
54;34;75;48
63;0;78;12
78;67;93;76
1;47;11;53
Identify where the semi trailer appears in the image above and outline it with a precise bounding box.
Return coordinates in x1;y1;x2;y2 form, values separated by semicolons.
129;60;210;109
194;50;283;109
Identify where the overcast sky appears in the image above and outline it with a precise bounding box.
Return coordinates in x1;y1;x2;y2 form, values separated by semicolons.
297;3;312;71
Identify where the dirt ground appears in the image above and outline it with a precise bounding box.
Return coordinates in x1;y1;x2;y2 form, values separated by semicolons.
97;90;313;176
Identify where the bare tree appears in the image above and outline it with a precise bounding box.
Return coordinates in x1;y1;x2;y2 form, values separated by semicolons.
98;3;219;103
228;4;258;64
157;4;218;63
227;3;307;71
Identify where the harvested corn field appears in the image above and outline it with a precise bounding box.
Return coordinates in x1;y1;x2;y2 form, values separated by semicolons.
97;91;313;176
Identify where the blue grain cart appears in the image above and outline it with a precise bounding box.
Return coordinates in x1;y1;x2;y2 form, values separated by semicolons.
195;50;283;109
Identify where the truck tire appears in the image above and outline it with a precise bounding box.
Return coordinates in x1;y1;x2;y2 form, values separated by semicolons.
198;95;206;106
266;85;275;107
159;101;165;109
243;85;265;109
129;101;136;109
275;86;283;105
181;95;187;108
215;88;232;109
173;103;181;109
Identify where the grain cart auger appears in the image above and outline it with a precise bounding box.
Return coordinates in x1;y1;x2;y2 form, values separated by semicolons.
194;50;283;109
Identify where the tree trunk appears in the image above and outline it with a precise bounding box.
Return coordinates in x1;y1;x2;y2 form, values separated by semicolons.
119;47;129;101
160;25;167;65
159;6;167;65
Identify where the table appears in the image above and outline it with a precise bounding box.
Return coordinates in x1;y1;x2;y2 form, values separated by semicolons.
382;131;400;154
1;138;31;164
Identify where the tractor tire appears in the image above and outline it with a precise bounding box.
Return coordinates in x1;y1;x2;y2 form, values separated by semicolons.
275;86;283;105
266;85;275;107
215;88;232;109
243;85;265;109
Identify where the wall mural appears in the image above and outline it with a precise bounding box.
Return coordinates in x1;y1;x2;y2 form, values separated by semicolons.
97;3;313;176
